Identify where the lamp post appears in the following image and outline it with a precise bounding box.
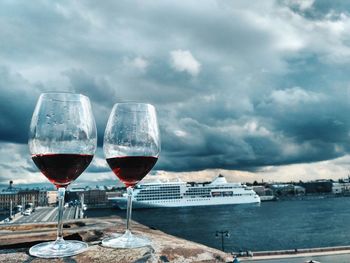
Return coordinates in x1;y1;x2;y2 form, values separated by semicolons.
80;192;84;219
9;199;13;220
215;230;230;252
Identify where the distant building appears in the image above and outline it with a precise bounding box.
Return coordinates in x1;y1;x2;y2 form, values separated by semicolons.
106;191;123;199
299;180;332;194
252;186;274;196
47;190;58;205
294;186;306;195
67;188;109;207
332;182;350;194
0;191;18;210
66;187;125;208
18;190;47;207
0;181;48;210
270;184;305;196
84;189;108;206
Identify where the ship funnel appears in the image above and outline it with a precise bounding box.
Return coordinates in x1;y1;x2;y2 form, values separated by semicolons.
210;174;227;185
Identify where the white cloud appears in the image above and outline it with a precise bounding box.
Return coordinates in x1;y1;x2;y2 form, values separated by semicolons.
149;154;350;183
170;49;201;76
174;129;187;137
270;87;325;106
122;57;149;73
257;155;350;183
242;2;350;63
284;0;315;11
131;57;149;71
2;1;350;184
0;143;45;185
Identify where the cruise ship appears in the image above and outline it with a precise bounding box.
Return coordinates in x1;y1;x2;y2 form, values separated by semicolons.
109;175;261;209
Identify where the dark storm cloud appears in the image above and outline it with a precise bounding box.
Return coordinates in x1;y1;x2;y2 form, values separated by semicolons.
1;0;350;181
0;67;40;143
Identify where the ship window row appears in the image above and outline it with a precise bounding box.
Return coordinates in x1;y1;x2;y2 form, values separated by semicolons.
137;194;181;198
137;192;181;196
137;196;182;201
142;198;196;203
184;193;211;197
146;186;180;190
211;186;238;189
186;186;239;190
138;192;180;195
187;195;211;198
137;196;182;199
140;189;180;193
186;198;211;201
146;198;211;203
184;192;210;195
137;194;180;197
186;189;210;192
148;188;180;191
211;193;253;197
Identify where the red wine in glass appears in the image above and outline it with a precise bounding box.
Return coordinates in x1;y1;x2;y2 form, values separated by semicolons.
102;102;160;249
32;154;93;188
106;156;158;187
28;93;97;258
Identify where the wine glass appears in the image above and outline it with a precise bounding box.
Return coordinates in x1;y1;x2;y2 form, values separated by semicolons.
102;103;160;248
28;93;97;258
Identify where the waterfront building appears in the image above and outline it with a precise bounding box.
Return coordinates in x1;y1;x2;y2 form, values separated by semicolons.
332;182;342;194
68;188;109;207
294;186;306;195
252;186;274;196
332;182;350;194
0;188;48;210
0;191;18;210
84;189;108;206
269;184;305;196
18;190;47;207
252;186;276;201
299;180;332;194
46;190;58;205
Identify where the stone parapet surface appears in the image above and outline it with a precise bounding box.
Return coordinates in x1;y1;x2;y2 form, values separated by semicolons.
0;217;232;263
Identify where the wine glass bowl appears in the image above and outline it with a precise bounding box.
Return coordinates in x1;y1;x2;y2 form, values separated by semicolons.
102;102;160;248
28;93;97;258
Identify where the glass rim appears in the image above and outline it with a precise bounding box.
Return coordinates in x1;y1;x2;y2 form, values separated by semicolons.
112;102;156;111
39;92;89;102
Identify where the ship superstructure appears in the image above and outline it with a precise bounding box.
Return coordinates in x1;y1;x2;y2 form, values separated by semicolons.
109;175;260;209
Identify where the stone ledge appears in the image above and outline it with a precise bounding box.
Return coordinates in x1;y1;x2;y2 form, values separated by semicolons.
0;217;232;263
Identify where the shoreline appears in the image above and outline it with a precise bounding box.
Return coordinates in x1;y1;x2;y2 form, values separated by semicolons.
238;246;350;262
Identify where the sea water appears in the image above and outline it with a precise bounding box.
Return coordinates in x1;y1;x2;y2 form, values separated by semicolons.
85;196;350;252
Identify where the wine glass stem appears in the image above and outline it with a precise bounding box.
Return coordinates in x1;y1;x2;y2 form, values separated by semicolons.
126;186;133;232
56;187;65;241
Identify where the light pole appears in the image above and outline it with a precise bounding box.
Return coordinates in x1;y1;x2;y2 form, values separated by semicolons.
80;192;85;219
9;199;13;220
215;230;230;252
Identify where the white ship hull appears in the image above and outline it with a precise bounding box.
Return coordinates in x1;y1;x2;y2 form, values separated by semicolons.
109;175;261;209
111;195;260;209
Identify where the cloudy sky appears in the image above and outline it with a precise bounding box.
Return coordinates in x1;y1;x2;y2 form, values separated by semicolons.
1;0;350;186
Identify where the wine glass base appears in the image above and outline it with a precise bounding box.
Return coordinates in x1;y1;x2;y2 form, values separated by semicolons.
102;231;151;249
29;240;88;258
